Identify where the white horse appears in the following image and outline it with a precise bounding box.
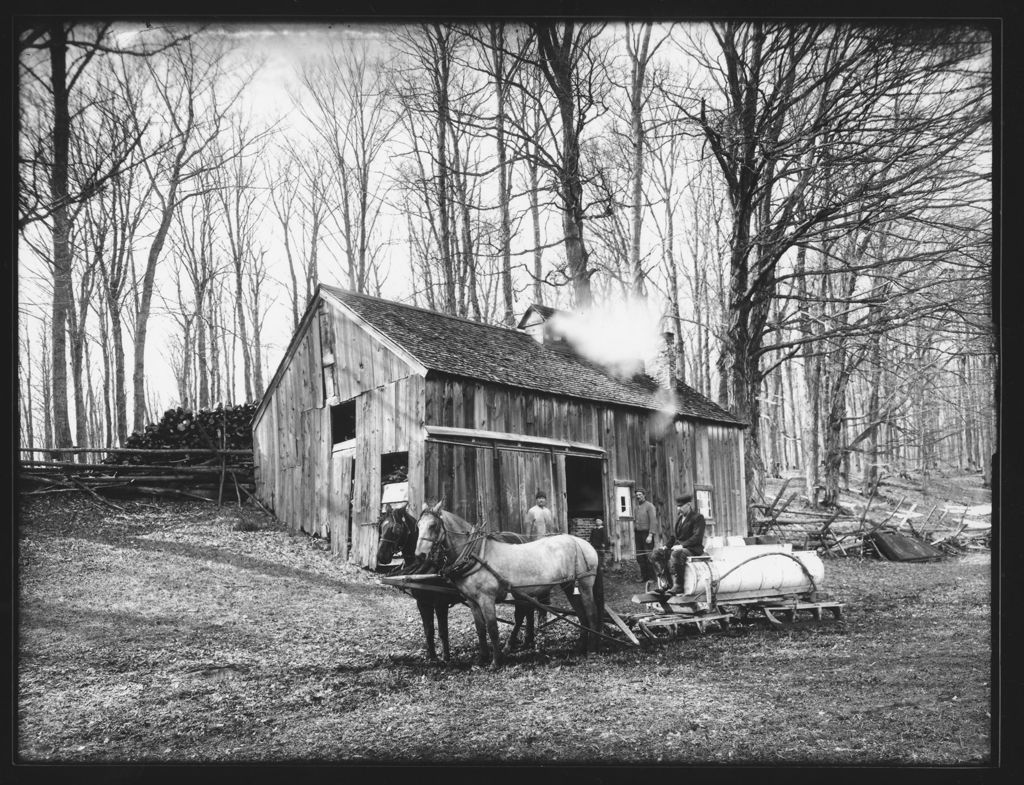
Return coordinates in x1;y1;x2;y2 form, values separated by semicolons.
414;502;602;669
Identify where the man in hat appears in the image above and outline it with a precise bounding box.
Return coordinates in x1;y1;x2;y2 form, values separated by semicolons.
664;493;706;594
633;488;658;583
525;490;554;539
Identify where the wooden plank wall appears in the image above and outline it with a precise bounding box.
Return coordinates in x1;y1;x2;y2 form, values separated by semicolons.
705;423;747;538
423;441;558;536
251;297;425;568
325;299;413;402
251;319;329;536
424;377;603;446
348;374;425;567
420;374;756;560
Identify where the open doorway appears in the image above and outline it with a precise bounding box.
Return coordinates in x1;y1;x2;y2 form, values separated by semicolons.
564;455;605;542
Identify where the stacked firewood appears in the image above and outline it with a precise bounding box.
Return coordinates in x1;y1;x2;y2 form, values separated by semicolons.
105;402;257;466
20;403;260;508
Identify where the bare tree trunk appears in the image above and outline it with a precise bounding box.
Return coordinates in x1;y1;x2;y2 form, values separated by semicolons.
232;266;254;402
41;328;53;449
484;24;516;327
796;246;821;504
47;23;74;449
626;22;653;296
133;178;179;432
85;340;101;448
208;290;221;405
20;333;35;450
785;343;802;470
529;153;544;305
663;199;685;388
428;26;457;313
68;276;92;453
95;300;113;447
248;251;267;399
532;22;598;308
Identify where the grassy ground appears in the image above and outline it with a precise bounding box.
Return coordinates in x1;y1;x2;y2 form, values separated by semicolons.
16;494;992;765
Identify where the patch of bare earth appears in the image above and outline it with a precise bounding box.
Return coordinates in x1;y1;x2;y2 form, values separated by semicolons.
17;495;991;764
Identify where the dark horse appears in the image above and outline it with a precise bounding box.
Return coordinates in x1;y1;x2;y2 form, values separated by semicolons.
375;505;547;662
415;503;602;669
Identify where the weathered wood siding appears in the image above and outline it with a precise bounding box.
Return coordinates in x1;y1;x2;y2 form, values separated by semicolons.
424;377;603;445
348;374;425;567
254;309;746;571
322;298;415;402
422;441;562;536
700;422;747;538
253;305;327;535
421;374;746;557
253;296;426;568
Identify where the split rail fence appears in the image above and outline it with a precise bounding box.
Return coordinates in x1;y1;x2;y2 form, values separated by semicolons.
19;447;260;510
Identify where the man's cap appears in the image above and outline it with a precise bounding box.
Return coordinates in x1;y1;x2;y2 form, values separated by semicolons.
675;493;693;505
535;490;547;499
634;488;646;496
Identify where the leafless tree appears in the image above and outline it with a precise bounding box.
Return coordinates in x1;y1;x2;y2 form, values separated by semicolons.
300;39;397;294
672;23;990;504
266;143;330;328
18;22;177;448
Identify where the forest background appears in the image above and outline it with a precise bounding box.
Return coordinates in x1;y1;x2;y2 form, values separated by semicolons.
16;19;996;509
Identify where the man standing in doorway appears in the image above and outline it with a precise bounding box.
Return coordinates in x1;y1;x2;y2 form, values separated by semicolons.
633;488;658;583
525;490;554;539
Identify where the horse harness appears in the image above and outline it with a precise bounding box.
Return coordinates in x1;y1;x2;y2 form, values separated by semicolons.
420;510;597;591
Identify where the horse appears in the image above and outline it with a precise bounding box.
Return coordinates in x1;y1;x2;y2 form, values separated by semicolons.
647;546;673;593
414;502;603;669
375;505;548;662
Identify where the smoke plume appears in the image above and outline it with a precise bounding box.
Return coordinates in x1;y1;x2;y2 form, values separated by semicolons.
548;296;664;379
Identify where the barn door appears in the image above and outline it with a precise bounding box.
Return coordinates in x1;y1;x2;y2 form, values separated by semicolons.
495;447;555;535
329;449;355;560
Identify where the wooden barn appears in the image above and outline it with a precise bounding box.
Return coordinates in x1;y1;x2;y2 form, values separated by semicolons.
251;285;747;568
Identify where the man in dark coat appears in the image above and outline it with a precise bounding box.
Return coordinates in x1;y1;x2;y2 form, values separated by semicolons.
666;493;706;594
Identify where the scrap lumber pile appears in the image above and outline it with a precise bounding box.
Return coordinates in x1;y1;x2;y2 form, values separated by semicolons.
920;504;992;555
752;477;992;559
751;478;868;556
20;403;259;508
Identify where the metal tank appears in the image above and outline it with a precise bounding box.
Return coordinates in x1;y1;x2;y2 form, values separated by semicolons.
681;544;825;603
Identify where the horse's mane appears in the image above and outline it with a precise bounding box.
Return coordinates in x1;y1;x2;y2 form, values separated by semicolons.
435;509;526;545
439;509;476;535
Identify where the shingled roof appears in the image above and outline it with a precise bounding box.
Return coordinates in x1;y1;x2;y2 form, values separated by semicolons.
322;285;744;426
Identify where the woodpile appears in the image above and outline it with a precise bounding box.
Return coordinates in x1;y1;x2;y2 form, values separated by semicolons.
104;403;258;466
20;403;261;509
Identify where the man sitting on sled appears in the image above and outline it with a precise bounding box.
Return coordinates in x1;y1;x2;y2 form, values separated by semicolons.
650;493;706;594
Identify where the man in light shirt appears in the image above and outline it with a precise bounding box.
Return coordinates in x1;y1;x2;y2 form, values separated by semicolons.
633;488;658;583
525;491;554;539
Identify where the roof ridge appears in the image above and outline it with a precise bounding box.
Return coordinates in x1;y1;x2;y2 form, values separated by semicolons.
320;283;744;426
322;284;532;335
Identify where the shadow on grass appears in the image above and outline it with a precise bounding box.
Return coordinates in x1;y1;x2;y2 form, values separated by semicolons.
37;526;383;597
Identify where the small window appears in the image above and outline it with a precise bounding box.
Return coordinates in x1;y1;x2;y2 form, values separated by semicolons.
330;399;356;445
381;451;409;484
695;486;714;521
616;485;633;518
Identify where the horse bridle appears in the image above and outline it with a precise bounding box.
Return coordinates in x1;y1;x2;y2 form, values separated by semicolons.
416;510;449;565
378;509;405;552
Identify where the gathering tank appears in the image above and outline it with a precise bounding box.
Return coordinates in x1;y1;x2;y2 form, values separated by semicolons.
681;542;825;603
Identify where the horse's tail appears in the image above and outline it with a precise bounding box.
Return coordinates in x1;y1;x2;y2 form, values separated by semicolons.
591;554;605;622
